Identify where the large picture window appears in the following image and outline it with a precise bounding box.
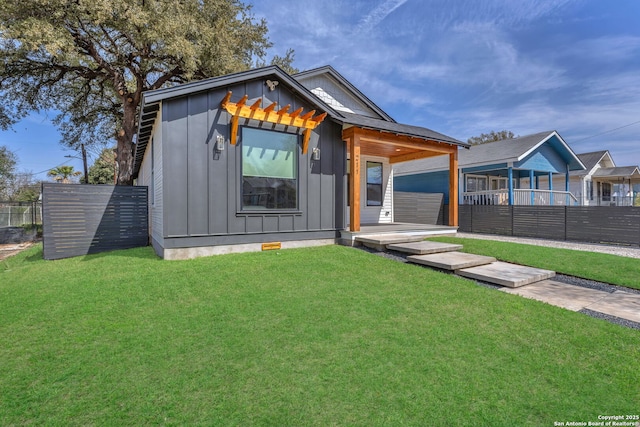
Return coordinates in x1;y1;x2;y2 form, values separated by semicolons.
242;127;298;210
366;161;383;206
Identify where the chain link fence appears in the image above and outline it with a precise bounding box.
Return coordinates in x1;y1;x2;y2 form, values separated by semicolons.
0;201;43;228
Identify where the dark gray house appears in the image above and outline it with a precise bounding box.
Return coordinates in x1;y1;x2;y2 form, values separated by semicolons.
133;65;466;259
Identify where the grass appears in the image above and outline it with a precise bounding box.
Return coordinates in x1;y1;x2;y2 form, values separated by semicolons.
429;236;640;290
1;244;639;426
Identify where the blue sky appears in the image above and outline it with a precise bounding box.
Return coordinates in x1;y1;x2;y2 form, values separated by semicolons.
2;0;640;179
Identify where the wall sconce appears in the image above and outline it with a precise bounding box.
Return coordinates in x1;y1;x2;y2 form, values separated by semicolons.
312;147;321;161
215;134;225;151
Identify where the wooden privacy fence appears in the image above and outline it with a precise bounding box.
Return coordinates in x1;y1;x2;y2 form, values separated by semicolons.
394;192;446;225
42;183;148;260
459;205;640;246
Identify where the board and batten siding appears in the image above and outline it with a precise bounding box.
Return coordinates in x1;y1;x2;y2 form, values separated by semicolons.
137;108;164;247
157;77;345;247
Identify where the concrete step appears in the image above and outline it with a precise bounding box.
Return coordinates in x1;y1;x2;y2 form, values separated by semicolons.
355;233;426;251
407;251;496;271
387;241;463;255
457;261;555;288
585;291;640;323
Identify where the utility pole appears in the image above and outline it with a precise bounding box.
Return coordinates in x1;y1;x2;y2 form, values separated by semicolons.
81;144;88;184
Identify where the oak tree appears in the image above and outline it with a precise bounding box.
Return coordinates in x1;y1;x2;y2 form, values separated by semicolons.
467;130;517;145
0;0;277;184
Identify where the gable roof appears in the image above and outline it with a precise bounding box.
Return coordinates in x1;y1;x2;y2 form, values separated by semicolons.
570;150;614;176
340;112;464;145
293;65;395;122
133;65;468;177
395;130;585;176
134;66;341;176
592;166;640;178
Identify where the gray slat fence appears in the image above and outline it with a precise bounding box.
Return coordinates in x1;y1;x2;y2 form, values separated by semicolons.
42;183;148;260
394;192;445;225
459;205;640;246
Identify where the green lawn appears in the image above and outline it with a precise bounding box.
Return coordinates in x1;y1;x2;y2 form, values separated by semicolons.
429;236;640;290
1;244;638;426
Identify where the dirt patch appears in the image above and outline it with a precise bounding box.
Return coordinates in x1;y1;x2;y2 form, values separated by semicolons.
0;241;36;261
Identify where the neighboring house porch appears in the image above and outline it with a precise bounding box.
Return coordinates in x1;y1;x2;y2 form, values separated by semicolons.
564;150;640;206
395;131;585;208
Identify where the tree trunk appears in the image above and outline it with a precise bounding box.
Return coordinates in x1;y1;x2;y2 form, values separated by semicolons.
115;101;138;185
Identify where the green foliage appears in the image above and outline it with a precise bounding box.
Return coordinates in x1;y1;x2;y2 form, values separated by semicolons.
87;147;116;184
1;244;638;425
0;0;287;184
467;130;517;145
0;145;17;198
47;165;81;183
12;185;40;202
256;48;299;74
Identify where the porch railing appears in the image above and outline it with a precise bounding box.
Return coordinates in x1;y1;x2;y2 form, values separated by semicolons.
597;196;637;207
462;189;578;206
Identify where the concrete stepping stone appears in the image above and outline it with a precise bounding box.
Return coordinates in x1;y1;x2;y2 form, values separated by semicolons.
585;291;640;323
355;233;426;251
387;241;463;255
500;280;610;311
407;252;496;271
457;261;555;288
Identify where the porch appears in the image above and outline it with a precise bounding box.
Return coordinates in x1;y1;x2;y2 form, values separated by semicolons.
339;222;457;247
463;189;578;206
342;122;465;232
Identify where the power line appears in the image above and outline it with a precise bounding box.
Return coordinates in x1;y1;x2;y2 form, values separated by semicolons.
572;119;640;143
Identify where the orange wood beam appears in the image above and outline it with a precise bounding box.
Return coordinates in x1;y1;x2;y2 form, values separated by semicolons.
344;126;457;155
349;133;361;232
230;115;239;145
264;101;277;114
359;136;456;154
302;128;312;154
220;92;326;137
448;150;459;227
389;150;446;164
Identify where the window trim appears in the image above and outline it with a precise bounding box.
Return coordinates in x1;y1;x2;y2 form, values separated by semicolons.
239;126;300;212
465;174;488;193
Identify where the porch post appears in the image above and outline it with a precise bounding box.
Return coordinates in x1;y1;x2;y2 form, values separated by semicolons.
349;131;361;232
529;170;535;205
535;175;539;189
549;171;554;204
507;167;513;205
449;150;459;226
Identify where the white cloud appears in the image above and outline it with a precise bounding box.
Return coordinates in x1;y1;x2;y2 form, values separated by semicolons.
357;0;409;33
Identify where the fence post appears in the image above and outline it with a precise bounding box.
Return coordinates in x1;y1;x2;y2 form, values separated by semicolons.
564;206;567;241
510;205;514;236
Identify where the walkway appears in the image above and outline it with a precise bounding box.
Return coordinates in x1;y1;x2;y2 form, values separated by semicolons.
355;235;640;327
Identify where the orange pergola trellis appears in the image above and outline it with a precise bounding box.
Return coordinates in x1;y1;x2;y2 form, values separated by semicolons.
220;91;327;153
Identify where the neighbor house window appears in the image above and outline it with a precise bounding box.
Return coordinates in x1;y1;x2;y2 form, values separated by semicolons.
602;182;611;202
366;161;383;206
466;176;488;192
241;127;297;210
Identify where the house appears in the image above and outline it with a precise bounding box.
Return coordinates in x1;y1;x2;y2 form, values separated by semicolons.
561;150;640;206
394;130;585;206
132;65;467;259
